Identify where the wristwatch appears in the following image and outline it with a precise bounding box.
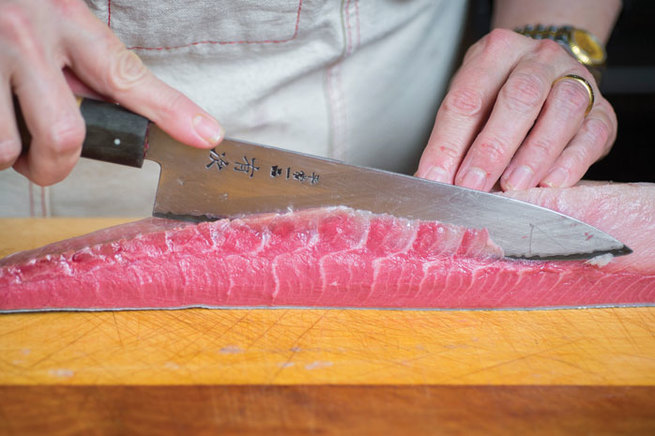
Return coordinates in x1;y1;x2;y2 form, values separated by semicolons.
514;25;606;83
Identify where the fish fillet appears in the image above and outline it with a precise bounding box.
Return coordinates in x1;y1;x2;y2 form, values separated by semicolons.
1;183;654;311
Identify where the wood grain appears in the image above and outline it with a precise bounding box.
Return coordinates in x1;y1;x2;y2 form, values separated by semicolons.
1;308;654;385
1;385;654;435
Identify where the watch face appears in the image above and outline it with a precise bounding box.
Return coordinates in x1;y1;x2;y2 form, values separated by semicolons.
571;29;606;65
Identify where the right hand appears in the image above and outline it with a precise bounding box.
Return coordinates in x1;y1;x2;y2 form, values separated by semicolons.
1;0;224;186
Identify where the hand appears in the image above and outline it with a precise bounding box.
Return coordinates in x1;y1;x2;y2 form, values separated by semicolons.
415;28;617;191
0;0;224;186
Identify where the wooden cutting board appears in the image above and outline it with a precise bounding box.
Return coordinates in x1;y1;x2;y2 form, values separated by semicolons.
1;218;655;434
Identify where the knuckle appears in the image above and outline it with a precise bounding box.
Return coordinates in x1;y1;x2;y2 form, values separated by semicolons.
464;29;510;62
535;39;564;58
484;28;516;51
596;100;618;143
0;4;30;32
527;137;557;159
422;139;463;174
0;4;36;51
476;136;509;165
555;80;591;113
107;49;149;93
462;42;482;64
0;140;21;168
437;143;461;161
427;142;463;172
583;116;612;147
52;0;85;14
475;29;518;60
501;72;546;112
442;86;483;117
565;146;592;170
46;117;86;154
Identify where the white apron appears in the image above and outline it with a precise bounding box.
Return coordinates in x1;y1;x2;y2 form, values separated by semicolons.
0;0;466;216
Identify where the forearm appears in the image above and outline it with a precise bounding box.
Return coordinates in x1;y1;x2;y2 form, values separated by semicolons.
492;0;622;43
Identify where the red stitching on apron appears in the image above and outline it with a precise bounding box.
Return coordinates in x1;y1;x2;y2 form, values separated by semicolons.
354;0;361;48
28;182;34;217
40;187;47;217
345;0;360;55
345;0;352;55
107;0;304;50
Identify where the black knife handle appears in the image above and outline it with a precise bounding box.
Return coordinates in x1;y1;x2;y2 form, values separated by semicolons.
79;98;150;168
17;97;150;168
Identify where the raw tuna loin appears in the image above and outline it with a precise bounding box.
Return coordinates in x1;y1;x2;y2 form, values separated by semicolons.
1;183;654;311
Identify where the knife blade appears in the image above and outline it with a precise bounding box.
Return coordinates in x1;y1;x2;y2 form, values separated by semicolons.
19;98;632;260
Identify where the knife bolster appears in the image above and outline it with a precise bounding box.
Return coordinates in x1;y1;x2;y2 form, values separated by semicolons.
80;99;149;168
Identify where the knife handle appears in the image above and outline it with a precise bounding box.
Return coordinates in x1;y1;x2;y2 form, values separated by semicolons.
17;97;150;168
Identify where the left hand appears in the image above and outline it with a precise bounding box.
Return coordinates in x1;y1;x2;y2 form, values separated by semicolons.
415;28;616;191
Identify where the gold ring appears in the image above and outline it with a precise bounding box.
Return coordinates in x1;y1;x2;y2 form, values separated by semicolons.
553;74;595;116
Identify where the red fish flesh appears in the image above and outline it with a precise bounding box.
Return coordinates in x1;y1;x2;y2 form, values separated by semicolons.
1;183;654;311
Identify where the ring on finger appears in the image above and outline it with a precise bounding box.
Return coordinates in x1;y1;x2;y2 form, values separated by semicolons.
552;74;595;116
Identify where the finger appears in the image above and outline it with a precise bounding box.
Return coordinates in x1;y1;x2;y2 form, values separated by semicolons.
62;67;104;100
499;71;594;191
11;65;85;186
540;100;616;188
3;5;85;186
12;75;85;186
0;3;30;170
415;29;528;183
453;45;561;191
0;88;21;171
61;9;224;149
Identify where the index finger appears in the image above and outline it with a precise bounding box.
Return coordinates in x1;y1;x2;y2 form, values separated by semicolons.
61;6;223;149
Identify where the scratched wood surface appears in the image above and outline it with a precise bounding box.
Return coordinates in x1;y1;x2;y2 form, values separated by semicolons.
1;218;654;386
1;308;655;385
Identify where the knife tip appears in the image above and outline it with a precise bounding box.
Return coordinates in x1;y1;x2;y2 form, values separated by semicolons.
613;244;633;257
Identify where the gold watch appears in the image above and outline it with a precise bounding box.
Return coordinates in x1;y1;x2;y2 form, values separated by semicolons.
514;25;606;83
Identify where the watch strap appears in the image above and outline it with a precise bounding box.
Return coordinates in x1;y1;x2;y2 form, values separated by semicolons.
514;24;605;84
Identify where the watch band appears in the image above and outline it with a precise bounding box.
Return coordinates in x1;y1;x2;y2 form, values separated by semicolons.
515;24;573;43
514;24;605;84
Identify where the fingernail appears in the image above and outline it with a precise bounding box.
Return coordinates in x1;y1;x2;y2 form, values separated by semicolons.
426;166;450;183
460;167;487;190
193;114;224;146
542;167;568;187
505;165;534;191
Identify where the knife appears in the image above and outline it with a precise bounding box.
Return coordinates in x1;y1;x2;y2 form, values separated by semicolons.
18;98;631;260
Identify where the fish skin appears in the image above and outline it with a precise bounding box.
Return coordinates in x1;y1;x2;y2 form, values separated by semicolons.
1;183;654;312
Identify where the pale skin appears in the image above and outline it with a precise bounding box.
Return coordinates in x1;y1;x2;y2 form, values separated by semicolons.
416;0;622;191
0;0;224;186
1;0;621;190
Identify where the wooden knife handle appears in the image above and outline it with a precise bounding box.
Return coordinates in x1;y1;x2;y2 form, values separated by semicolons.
17;97;150;168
